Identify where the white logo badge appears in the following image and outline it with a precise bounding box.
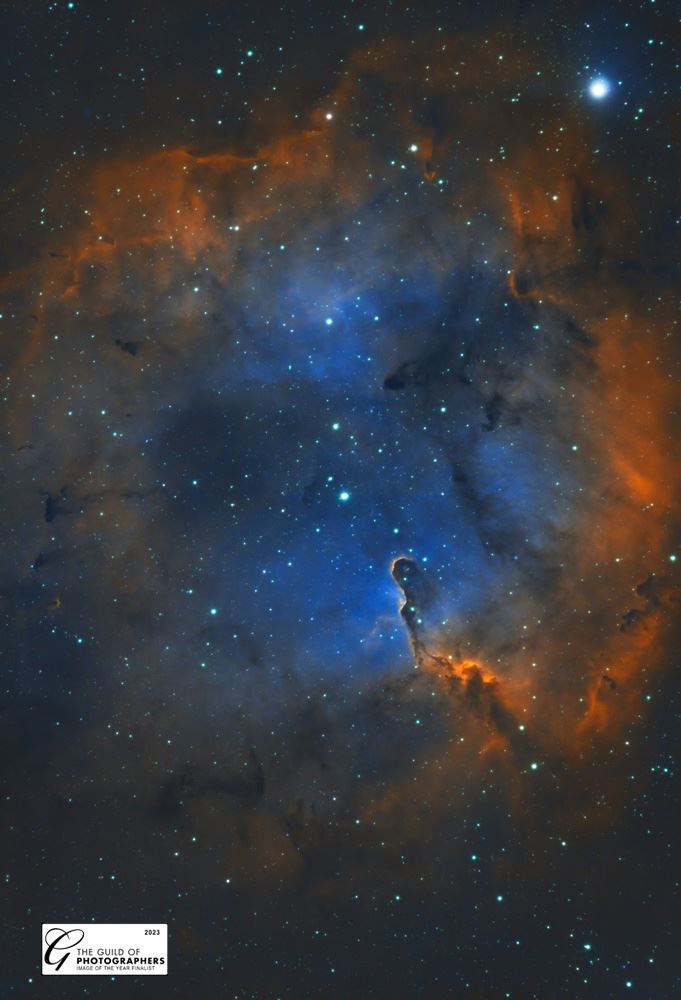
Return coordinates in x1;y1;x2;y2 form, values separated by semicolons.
42;924;167;975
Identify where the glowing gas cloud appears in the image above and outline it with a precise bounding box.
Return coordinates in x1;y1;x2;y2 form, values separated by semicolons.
3;33;679;966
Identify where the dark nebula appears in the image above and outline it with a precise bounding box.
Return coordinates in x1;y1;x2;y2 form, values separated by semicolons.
1;1;680;997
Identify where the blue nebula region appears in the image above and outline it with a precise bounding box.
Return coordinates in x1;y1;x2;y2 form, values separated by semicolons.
157;192;574;687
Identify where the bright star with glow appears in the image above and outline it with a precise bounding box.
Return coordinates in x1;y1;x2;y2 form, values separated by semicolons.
588;78;610;99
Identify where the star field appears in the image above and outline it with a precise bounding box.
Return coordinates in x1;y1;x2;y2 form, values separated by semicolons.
1;1;680;997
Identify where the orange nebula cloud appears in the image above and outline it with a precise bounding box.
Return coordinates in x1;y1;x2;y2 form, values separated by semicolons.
4;32;678;838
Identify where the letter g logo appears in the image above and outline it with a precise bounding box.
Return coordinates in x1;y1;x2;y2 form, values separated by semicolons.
44;927;84;972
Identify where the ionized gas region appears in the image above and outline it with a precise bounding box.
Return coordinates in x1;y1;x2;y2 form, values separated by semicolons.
3;33;679;904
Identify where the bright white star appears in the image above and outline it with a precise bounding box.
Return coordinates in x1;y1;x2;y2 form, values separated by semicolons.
589;78;610;99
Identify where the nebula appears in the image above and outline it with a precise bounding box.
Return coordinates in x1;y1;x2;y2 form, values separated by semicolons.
3;14;679;998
